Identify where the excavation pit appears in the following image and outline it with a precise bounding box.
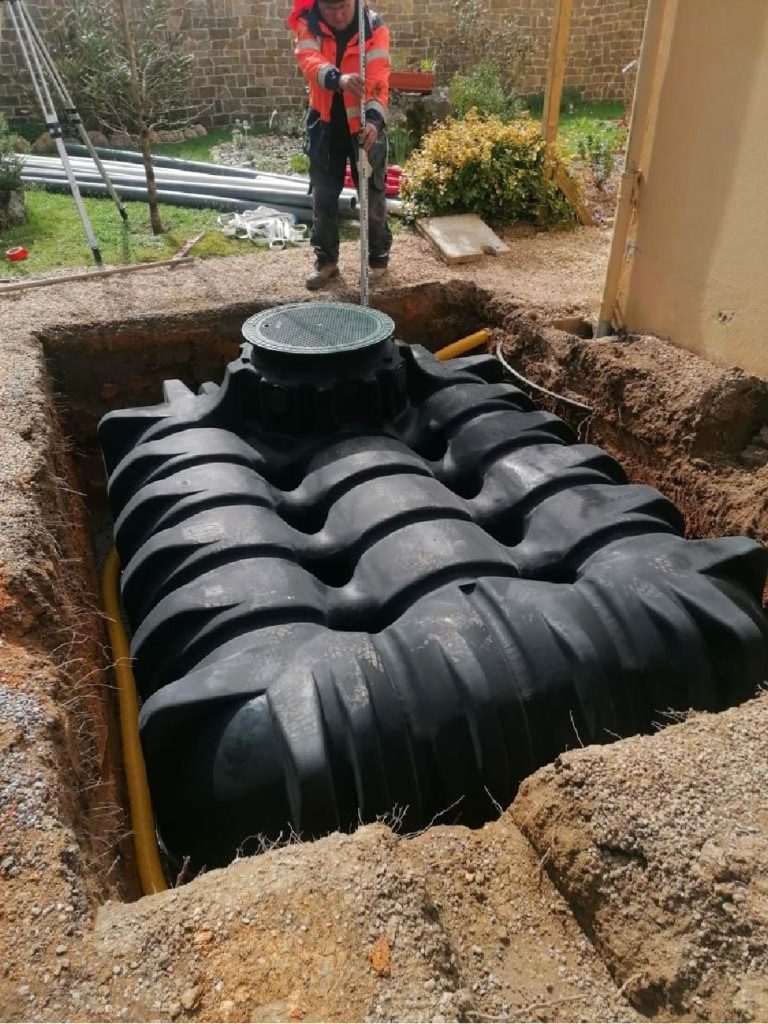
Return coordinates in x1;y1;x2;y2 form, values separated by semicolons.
33;284;768;879
28;281;498;887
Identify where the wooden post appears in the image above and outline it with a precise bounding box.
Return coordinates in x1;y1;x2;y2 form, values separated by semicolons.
541;0;573;146
597;0;670;335
540;0;594;226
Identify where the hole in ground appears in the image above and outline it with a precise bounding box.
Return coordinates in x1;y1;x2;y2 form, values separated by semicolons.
546;315;595;339
38;283;730;892
37;281;493;894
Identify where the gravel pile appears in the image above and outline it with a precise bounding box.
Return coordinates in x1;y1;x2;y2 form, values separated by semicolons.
76;818;637;1023
514;694;768;1021
0;684;46;741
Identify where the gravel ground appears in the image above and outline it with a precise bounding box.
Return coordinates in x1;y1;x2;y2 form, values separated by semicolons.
0;223;611;324
211;135;304;175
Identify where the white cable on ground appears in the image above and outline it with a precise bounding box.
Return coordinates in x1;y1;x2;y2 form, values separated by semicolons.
495;342;593;413
217;207;308;249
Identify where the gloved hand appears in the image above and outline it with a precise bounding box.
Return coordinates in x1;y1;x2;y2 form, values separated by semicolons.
339;73;364;97
362;122;378;151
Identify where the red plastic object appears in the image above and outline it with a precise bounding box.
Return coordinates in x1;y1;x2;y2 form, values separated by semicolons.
390;71;434;94
6;246;28;262
343;163;404;196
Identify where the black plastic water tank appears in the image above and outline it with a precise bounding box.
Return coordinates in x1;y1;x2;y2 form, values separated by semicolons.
99;302;768;870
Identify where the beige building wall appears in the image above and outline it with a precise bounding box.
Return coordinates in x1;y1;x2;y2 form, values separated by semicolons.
617;0;768;378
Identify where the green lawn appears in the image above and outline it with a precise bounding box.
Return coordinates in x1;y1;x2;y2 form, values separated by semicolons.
559;100;625;123
150;127;239;161
0;187;245;278
557;101;627;158
0;124;304;278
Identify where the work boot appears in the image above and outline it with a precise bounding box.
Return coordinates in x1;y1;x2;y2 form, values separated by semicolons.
361;265;389;289
306;262;339;291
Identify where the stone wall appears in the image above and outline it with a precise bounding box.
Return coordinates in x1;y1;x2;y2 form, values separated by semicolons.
0;0;645;126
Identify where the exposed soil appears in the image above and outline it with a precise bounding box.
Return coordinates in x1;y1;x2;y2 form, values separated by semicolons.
514;694;768;1022
0;234;766;1022
497;312;768;548
569;157;623;228
68;817;640;1024
0;224;612;313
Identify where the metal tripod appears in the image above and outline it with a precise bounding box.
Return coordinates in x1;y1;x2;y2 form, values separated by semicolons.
3;0;128;266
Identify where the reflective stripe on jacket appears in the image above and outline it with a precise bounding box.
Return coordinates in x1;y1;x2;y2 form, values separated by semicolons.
293;2;389;133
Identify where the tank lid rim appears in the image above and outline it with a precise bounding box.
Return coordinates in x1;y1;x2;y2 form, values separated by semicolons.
242;302;396;355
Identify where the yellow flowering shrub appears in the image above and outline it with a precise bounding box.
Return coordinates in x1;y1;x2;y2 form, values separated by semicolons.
401;111;577;226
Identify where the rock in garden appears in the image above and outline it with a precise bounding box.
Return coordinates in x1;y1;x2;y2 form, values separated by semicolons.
392;87;452;144
33;131;55;154
180;985;202;1011
109;132;133;149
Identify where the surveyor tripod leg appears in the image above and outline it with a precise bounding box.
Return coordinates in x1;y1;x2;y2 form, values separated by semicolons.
358;0;369;307
17;0;128;223
5;0;106;264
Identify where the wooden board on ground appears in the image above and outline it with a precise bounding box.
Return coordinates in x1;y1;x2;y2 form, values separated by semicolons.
416;214;510;264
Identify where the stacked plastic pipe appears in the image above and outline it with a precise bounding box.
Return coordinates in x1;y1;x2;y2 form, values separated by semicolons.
21;147;403;222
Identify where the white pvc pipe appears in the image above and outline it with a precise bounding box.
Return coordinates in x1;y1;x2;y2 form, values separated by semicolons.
22;154;363;201
24;166;317;202
58;151;313;188
22;171;321;209
21;175;318;222
23;155;318;194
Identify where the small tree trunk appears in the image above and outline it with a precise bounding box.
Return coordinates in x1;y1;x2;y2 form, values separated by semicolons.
0;188;26;231
139;126;163;235
117;0;163;234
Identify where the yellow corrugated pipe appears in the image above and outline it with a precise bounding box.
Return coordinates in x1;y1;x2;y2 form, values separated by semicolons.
434;329;490;361
102;547;167;895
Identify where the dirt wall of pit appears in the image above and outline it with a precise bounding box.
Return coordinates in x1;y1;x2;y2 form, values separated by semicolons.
0;317;137;1020
495;308;768;548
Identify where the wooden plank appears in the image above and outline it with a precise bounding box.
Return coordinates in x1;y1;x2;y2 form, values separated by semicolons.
553;164;595;227
540;0;594;226
541;0;574;146
416;214;510;265
598;0;671;335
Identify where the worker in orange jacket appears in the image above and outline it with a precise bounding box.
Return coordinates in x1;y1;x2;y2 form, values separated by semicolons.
290;0;393;290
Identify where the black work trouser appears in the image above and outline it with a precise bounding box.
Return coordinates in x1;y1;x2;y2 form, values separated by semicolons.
309;121;392;268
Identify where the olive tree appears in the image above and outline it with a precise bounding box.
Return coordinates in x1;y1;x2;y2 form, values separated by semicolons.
52;0;202;234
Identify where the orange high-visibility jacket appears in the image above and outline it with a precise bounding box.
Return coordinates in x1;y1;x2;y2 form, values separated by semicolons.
294;3;390;133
